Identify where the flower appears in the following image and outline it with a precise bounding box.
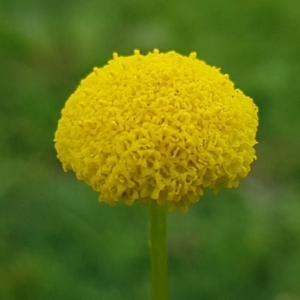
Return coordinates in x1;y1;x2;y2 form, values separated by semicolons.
54;49;258;212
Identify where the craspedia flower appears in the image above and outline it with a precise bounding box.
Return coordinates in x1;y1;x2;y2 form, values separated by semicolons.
54;49;258;212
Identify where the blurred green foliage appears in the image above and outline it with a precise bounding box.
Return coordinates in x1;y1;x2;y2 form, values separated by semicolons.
1;0;300;299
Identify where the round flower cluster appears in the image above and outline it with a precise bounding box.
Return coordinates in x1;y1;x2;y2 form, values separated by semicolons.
54;49;258;212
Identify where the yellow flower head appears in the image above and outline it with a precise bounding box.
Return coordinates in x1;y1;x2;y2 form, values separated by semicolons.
54;49;258;212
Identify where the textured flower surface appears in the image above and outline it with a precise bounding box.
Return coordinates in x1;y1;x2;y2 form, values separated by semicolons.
55;49;258;212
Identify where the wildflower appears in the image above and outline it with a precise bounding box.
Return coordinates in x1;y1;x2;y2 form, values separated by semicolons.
54;49;258;212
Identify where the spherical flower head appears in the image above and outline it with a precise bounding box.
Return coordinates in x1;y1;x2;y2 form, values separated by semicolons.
54;49;258;212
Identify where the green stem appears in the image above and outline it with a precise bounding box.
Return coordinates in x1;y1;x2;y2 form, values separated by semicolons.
149;201;168;300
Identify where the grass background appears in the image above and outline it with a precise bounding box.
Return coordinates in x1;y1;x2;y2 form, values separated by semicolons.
1;0;300;299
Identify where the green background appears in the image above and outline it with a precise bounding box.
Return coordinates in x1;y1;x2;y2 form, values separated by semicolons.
1;0;300;299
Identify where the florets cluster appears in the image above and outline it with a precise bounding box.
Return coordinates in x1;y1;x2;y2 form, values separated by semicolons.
55;49;258;212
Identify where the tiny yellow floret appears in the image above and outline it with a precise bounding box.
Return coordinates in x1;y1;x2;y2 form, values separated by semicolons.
54;49;258;212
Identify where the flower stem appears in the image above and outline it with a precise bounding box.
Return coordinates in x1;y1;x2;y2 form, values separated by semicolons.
149;201;168;300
